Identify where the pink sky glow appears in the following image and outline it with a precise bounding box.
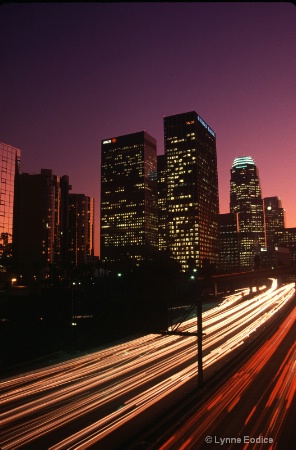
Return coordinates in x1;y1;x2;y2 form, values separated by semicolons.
1;3;295;256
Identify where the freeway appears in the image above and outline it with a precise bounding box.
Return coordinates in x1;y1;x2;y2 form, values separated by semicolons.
158;304;296;450
0;280;294;449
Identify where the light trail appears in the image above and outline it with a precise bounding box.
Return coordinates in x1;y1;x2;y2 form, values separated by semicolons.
242;336;295;449
0;280;294;449
159;305;296;450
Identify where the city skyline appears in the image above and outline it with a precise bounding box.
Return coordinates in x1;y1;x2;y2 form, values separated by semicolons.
1;3;295;256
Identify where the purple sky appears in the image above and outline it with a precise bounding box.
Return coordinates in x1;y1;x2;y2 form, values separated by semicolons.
1;3;296;256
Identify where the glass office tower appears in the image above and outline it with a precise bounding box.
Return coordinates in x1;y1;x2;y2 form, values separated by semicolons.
0;142;21;263
164;111;219;271
100;131;158;268
230;156;266;269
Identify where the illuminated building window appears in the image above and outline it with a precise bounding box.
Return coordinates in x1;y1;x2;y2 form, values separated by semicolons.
101;131;158;268
230;156;265;269
164;111;219;271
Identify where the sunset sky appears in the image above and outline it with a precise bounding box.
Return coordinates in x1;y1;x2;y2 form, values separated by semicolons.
1;3;295;256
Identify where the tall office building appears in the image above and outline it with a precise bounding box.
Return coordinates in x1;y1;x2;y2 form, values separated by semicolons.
263;196;285;249
164;111;219;271
68;194;94;267
0;142;20;264
157;154;167;252
218;213;240;272
14;169;71;283
59;175;72;270
230;156;265;269
100;131;158;268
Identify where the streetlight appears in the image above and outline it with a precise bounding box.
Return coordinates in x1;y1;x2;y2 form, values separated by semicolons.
71;282;77;326
197;299;203;387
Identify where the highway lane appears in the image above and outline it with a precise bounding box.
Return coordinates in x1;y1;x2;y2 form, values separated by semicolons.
0;280;294;449
158;305;296;450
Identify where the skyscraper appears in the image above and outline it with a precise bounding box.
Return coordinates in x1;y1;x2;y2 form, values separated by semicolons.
0;142;20;265
263;196;285;249
100;131;158;268
157;154;167;252
14;169;71;283
68;194;94;267
164;111;219;271
230;156;265;269
218;213;240;272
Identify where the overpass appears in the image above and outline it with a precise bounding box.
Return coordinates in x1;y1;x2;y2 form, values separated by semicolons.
211;265;296;295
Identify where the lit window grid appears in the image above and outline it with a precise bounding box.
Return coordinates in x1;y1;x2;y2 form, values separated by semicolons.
101;133;158;263
164;113;219;270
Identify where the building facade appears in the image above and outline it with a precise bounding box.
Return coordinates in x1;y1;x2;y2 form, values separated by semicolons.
230;156;266;269
263;196;285;249
164;111;219;271
218;213;240;272
100;131;158;268
0;142;21;266
157;154;167;252
275;228;296;265
14;169;71;283
68;193;94;267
